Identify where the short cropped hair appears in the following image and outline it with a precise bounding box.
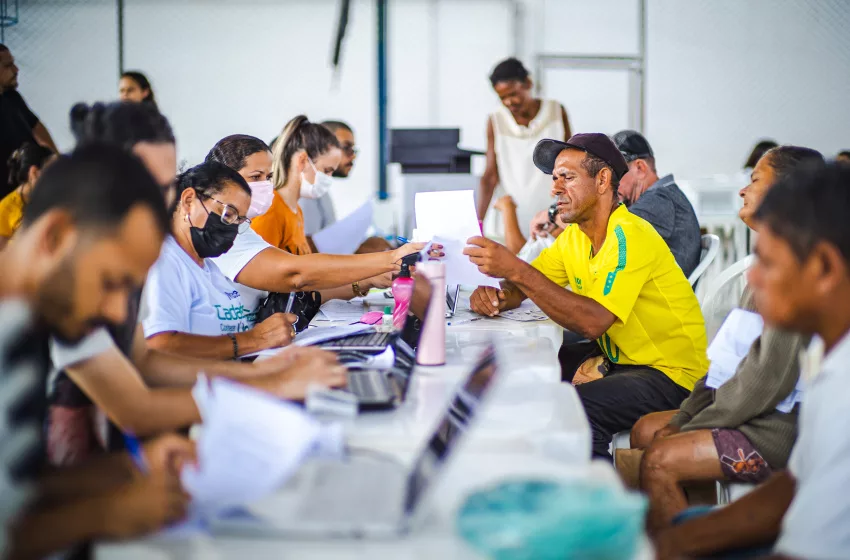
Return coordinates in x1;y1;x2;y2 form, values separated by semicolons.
755;161;850;264
581;152;620;193
489;57;529;87
22;143;169;235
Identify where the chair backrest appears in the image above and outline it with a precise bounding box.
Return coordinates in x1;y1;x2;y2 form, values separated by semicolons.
699;254;755;341
688;234;721;287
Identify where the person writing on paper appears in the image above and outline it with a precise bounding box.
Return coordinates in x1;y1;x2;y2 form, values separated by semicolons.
464;134;708;460
308;120;392;254
0;141;55;249
656;161;850;560
143;161;299;360
630;145;823;535
206;131;431;303
478;57;571;237
48;106;346;465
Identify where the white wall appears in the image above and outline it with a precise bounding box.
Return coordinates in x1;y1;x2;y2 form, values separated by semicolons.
6;0;849;229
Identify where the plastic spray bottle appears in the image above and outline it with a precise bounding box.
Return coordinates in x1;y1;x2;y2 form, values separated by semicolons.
392;257;416;329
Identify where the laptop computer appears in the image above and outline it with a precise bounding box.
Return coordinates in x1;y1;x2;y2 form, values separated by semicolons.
211;344;499;538
319;271;433;353
324;272;434;410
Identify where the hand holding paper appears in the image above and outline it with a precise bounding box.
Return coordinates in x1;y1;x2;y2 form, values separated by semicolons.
463;235;525;282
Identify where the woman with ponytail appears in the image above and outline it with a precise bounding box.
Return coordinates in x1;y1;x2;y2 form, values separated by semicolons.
251;115;341;255
206;132;434;305
0;142;54;248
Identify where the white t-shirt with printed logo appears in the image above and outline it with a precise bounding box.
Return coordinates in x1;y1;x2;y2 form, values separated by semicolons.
143;236;258;339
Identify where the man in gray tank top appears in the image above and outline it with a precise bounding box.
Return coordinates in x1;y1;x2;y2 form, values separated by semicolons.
612;130;702;279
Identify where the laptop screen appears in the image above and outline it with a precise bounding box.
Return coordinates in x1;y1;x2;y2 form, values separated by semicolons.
402;344;498;512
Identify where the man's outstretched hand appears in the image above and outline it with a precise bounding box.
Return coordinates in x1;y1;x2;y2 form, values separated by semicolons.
463;236;523;280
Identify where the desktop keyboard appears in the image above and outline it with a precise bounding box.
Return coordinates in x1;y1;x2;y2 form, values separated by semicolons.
347;370;393;402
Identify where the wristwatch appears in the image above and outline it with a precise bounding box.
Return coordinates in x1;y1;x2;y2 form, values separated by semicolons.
352;281;369;298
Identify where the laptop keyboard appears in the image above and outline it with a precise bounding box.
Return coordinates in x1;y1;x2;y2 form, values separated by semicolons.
331;332;390;348
298;461;404;523
347;370;393;402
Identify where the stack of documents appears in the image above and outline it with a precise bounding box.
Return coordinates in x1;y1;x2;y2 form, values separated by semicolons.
414;190;500;289
183;377;341;513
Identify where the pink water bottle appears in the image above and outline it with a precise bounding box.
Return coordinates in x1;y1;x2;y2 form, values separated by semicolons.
416;261;446;366
391;260;415;329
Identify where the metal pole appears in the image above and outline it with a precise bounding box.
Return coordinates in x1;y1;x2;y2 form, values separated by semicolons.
377;0;389;200
117;0;125;75
637;0;647;132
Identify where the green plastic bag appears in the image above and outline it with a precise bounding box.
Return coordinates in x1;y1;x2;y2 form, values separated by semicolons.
457;479;647;560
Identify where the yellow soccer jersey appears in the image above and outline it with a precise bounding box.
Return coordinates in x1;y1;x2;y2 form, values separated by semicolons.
532;205;708;390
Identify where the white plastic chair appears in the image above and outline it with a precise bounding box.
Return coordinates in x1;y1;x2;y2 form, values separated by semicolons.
612;255;757;466
699;254;755;318
688;234;721;288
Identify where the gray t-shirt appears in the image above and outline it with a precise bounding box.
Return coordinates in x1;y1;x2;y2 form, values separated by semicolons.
301;194;337;236
628;174;701;279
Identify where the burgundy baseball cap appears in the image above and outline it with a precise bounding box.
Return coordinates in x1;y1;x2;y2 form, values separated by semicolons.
533;133;629;180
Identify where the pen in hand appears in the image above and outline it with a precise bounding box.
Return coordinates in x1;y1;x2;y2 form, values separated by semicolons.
284;292;297;315
123;432;148;474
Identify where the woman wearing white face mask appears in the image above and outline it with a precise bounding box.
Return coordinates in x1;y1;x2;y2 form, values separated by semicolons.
251;116;340;255
206;132;436;305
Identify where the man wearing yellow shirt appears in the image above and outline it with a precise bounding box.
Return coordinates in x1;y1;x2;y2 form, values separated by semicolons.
464;133;708;459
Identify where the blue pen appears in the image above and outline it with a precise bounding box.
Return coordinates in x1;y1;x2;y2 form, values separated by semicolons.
123;432;149;474
396;236;409;244
284;292;297;314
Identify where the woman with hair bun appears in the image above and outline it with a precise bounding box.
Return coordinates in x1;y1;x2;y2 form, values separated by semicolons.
0;141;55;249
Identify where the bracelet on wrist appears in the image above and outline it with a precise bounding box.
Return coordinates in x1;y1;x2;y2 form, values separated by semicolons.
228;333;238;359
352;281;369;298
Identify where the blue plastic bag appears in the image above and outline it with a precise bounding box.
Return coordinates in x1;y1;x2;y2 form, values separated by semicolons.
457;479;647;560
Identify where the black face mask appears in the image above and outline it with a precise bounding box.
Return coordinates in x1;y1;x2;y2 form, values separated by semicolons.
189;211;239;258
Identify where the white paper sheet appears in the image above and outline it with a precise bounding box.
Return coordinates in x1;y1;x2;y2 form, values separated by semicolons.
292;324;375;347
312;200;374;254
181;378;324;513
414;190;481;240
499;300;549;322
432;235;501;289
319;299;373;322
706;309;764;390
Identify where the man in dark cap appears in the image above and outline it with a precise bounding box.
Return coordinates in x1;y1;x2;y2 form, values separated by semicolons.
612;130;701;278
463;133;708;459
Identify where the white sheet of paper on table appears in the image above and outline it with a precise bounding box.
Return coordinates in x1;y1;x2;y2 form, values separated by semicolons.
499;300;549;322
705;308;764;390
312;200;374;255
319;299;371;322
181;378;325;513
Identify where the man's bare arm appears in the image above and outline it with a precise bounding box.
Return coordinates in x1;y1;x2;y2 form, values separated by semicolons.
655;471;795;559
